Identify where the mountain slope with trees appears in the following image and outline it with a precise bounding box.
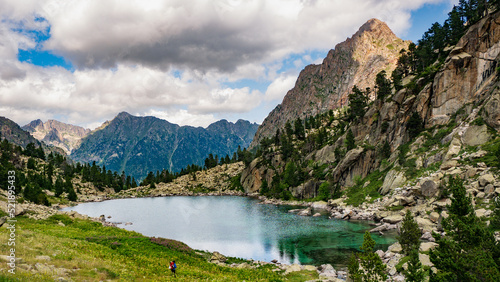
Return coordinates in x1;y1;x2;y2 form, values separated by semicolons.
70;112;259;180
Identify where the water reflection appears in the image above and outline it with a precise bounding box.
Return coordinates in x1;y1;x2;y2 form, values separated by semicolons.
62;196;396;266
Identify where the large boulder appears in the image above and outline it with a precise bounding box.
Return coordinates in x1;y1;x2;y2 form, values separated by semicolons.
462;125;490;146
419;180;439;198
318;264;337;279
314;145;337;164
210;251;227;264
482;93;500;130
379;170;406;195
331;147;365;183
479;174;495;187
240;158;262;193
292;180;319;199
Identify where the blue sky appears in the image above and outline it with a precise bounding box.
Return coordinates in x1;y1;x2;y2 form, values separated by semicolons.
1;0;458;129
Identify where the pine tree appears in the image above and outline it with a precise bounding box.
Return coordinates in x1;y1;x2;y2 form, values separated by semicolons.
407;112;424;140
398;210;422;255
54;177;64;197
348;85;368;121
376;70;391;100
430;177;500;281
405;249;425;282
350;231;388;281
294;118;305;140
345;129;356;151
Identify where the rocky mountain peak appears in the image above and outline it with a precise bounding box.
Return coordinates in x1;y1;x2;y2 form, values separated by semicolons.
22;119;91;154
251;18;409;147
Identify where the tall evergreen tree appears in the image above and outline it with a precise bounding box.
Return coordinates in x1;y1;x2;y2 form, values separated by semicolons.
430;177;500;281
375;70;392;100
398;210;422;255
348;231;388;281
348;85;368;121
345;129;356;151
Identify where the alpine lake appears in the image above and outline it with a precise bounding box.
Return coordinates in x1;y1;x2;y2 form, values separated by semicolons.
61;196;396;268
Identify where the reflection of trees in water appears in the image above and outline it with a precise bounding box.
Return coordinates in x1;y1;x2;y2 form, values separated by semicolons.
274;231;397;266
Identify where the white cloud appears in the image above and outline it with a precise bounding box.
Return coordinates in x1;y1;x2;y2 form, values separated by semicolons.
141;109;218;128
0;0;458;128
27;0;454;72
264;74;297;101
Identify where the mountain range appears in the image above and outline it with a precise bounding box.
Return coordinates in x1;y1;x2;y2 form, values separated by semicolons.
69;112;259;179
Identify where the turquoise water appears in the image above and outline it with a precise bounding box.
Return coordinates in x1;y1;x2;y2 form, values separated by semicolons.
62;196;396;267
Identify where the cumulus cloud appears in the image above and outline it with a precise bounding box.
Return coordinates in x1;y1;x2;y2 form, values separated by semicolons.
0;62;264;127
0;0;458;128
141;109;218;127
29;0;455;72
264;74;296;101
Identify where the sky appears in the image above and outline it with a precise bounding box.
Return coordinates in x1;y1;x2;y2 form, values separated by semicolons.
0;0;458;129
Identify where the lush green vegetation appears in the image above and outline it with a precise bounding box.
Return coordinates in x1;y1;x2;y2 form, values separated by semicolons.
0;135;139;204
429;177;500;281
348;231;388;281
0;215;301;281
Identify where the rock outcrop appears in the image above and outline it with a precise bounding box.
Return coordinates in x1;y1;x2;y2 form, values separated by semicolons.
251;18;409;147
430;12;500;126
22;119;91;154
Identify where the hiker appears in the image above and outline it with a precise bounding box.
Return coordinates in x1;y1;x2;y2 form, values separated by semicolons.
169;260;177;277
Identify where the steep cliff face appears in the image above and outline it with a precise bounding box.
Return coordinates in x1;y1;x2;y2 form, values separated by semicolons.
241;12;500;199
431;13;500;128
251;18;409;147
22;119;91;154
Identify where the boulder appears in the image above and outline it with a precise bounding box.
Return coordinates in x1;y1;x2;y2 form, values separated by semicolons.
396;195;415;206
328;198;344;207
482;93;500;130
297;208;312;216
429;212;440;223
210;251;227;263
485;184;495;194
420;231;435;242
420;180;439;198
462;125;490;146
311;201;328;210
419;253;433;267
416;217;435;233
236;262;252;269
370;223;397;233
444;138;461;161
479;174;495;187
313;213;322;217
388;242;402;253
284;264;302;274
318;264;337;279
383;215;403;224
303;265;317;271
379;170;406;195
440;160;458;171
419;242;438;252
475;208;491;217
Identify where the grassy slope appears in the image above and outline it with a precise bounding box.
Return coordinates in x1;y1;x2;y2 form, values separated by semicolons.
0;214;308;281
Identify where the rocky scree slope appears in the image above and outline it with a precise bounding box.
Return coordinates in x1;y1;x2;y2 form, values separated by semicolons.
251;18;409;147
